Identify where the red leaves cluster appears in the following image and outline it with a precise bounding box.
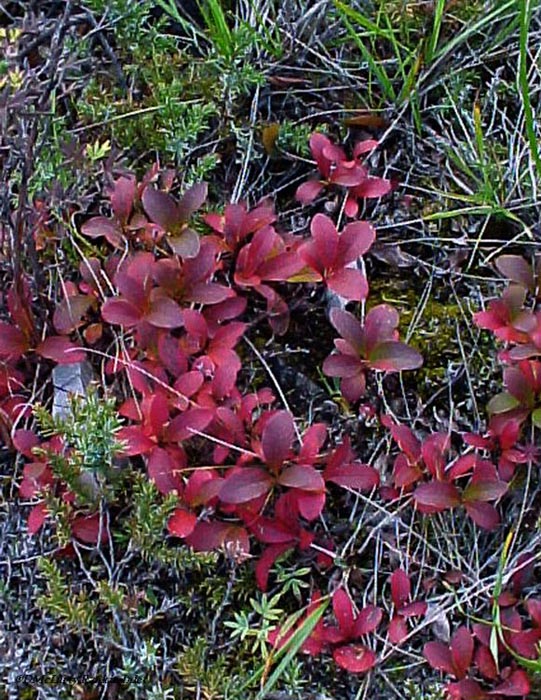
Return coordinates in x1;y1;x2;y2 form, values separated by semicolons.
424;621;533;700
296;133;393;217
269;588;382;674
383;416;507;530
323;305;423;401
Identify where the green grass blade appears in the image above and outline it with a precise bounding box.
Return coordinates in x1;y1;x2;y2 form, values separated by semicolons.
518;0;541;175
333;2;396;100
425;0;446;64
256;599;329;699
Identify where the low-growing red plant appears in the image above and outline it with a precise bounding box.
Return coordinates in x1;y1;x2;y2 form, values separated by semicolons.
296;133;393;217
323;305;423;401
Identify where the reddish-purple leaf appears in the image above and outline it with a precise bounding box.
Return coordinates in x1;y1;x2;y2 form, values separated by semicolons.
101;298;142;327
167;508;197;538
337;220;376;263
423;641;455;675
261;411;295;469
355;605;382;636
333;644;376;673
167;408;213;442
219;467;273;504
447;679;488;700
495;255;534;290
414;482;461;511
110;176;136;223
322;353;362;378
388;615;409;644
464;501;500;530
391;569;411;609
451;627;474;679
142;187;180;231
462;480;507;503
310;214;338;268
296;490;326;521
145;296;184;328
325;462;379;490
36;336;86;364
147;447;184;494
277;464;325;491
296;179;324;204
353;177;392;199
177;182;208;220
28;502;48;534
333;588;355;637
0;322;28;357
488;670;530;696
369;341;423;371
81;216;123;247
329;308;363;352
117;426;155;456
71;513;108;544
53;294;93;335
327;268;369;301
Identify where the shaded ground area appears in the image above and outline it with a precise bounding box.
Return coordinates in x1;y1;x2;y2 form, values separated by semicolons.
1;1;541;699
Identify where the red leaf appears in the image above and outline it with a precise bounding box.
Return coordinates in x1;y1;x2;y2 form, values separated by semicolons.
117;426;155;456
0;322;28;357
353;177;392;198
296;179;324;204
81;216;123;247
277;465;324;491
423;641;455;675
322;353;362;378
327;268;369;301
219;467;273;504
142;187;180;231
390;568;411;609
261;411;295;469
177;182;208;220
28;502;48;534
71;513;108;544
369;341;423;371
337;220;376;264
447;679;487;700
295;490;326;521
388;615;409;644
464;501;500;530
333;588;355;637
333;644;376;673
414;482;461;511
13;430;40;458
36;336;86;364
110;176;136;223
325;462;379;490
255;543;292;591
329;308;363;352
167;408;213;442
495;255;534;290
462;481;507;503
101;298;142;327
147;447;184;494
145;296;184;328
168;228;201;258
168;508;197;538
309;213;338;267
53;294;93;335
451;627;474;679
355;605;382;636
488;670;530;696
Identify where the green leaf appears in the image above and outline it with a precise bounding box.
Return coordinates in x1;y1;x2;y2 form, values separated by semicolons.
487;392;520;415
